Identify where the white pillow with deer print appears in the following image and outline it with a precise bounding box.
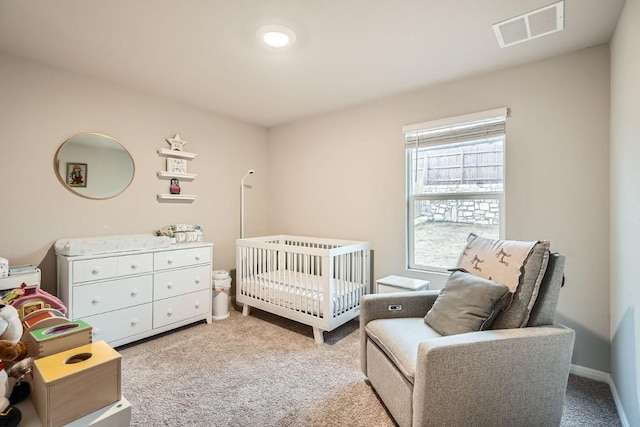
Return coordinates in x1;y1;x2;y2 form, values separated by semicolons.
455;233;538;293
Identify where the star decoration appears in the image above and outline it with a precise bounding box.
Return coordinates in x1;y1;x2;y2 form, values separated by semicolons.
166;134;187;151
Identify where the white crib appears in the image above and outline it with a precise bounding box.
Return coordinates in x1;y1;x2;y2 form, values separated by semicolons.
236;235;370;344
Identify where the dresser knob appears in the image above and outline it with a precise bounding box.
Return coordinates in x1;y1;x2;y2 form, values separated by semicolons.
131;317;138;326
167;258;174;265
131;289;138;297
131;264;138;270
92;297;101;305
167;282;173;289
195;277;200;284
195;255;201;261
92;267;100;275
167;309;173;317
93;328;100;336
195;301;200;309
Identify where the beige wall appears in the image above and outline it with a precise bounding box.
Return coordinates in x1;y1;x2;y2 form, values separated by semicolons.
268;45;611;372
0;42;615;375
611;0;640;424
0;53;269;295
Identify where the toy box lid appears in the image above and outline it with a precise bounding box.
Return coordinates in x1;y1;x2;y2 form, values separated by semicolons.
30;320;92;342
33;340;121;384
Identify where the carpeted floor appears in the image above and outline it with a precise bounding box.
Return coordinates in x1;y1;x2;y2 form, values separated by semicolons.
118;306;621;426
563;374;622;426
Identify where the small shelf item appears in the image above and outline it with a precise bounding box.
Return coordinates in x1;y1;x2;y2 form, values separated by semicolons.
157;134;197;159
157;194;197;202
170;178;181;194
166;134;188;151
167;158;188;173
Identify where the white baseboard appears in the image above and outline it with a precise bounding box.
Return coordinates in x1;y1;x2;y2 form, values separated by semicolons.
570;364;630;427
570;364;610;382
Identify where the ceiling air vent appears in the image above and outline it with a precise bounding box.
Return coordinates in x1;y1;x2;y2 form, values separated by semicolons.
493;1;564;48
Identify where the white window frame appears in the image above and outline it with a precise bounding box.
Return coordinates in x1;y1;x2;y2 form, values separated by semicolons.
403;108;507;273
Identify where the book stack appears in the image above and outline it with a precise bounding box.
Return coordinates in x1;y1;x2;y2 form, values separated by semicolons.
8;264;37;276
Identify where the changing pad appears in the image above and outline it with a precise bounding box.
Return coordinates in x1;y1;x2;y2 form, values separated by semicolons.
55;234;171;256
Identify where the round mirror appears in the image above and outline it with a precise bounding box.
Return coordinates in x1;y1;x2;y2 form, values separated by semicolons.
55;133;135;199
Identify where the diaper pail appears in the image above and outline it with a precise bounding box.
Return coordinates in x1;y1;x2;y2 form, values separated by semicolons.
212;270;232;320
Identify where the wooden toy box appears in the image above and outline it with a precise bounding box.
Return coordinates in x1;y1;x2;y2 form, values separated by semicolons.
31;341;122;427
27;320;93;359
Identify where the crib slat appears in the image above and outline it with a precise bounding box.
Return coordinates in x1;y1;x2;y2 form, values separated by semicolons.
357;250;362;304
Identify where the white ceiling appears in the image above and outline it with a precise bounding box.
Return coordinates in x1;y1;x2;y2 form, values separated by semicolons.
0;0;625;127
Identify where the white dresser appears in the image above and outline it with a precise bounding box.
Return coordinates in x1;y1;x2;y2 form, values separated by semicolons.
57;242;213;348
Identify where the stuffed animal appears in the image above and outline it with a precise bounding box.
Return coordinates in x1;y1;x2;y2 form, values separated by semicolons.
0;304;29;427
0;305;22;344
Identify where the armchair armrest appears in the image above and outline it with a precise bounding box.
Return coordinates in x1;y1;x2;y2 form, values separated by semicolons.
412;325;575;427
360;291;440;323
360;290;439;374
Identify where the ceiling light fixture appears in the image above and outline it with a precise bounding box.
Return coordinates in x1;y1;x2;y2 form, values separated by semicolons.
257;24;296;49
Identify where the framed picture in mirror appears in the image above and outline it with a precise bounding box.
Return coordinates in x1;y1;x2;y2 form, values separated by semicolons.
56;133;134;199
66;162;87;187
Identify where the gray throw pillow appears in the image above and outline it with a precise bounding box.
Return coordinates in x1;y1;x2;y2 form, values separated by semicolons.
425;270;509;336
454;233;551;329
491;240;550;329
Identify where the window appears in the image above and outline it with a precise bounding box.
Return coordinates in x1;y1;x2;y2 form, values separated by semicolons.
404;108;507;271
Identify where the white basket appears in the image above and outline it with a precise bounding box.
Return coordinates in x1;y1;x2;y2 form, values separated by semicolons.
173;230;203;243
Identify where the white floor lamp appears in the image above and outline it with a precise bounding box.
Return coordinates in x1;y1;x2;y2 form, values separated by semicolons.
240;169;255;239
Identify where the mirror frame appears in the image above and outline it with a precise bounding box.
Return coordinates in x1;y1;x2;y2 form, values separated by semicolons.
54;132;135;200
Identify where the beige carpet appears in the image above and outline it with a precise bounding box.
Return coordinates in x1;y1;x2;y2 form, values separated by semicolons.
118;305;620;426
119;306;393;426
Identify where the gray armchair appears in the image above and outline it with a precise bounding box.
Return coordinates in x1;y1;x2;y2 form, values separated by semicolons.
360;252;575;427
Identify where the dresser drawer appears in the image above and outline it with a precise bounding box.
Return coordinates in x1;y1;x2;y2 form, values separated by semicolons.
72;253;153;283
154;247;211;271
153;289;210;328
116;253;153;276
73;258;117;283
83;303;153;344
154;265;211;300
72;275;153;318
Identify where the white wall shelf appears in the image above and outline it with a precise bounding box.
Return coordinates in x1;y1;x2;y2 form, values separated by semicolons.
157;194;197;202
157;135;198;201
156;148;197;160
156;171;197;181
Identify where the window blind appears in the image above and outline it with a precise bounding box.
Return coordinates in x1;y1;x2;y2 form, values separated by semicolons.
403;107;508;147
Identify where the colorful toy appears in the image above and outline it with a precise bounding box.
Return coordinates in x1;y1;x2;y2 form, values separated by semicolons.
7;284;67;320
0;304;30;427
22;308;68;332
0;291;19;306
